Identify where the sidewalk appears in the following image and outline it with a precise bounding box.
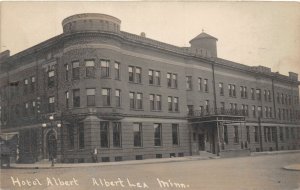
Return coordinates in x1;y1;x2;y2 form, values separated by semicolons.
8;156;215;169
283;164;300;171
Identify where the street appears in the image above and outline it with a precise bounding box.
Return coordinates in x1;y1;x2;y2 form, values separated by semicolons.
1;153;300;190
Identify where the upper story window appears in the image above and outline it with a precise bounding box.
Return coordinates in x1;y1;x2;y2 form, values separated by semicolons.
168;96;179;112
72;61;80;80
251;88;255;100
267;90;271;101
281;93;284;104
115;89;121;107
102;88;111;106
48;96;55;113
73;89;80;108
65;64;69;81
48;71;55;88
155;71;161;85
30;76;35;92
168;96;173;111
128;66;142;83
277;93;280;104
129;92;135;109
149;94;155;111
240;86;247;98
86;88;96;106
204;79;209;92
186;76;192;90
65;91;69;108
256;89;261;101
205;100;210;112
136;93;143;110
85;60;95;78
187;105;194;115
135;67;142;83
101;60;110;78
167;73;177;88
198;78;202;91
252;105;256;118
264;90;268;101
219;83;224;96
150;94;162;111
228;84;236;97
24;79;29;94
149;70;154;85
114;62;120;80
257;106;262;117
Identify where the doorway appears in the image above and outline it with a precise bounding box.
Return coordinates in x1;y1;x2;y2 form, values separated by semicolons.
45;130;57;160
198;134;205;151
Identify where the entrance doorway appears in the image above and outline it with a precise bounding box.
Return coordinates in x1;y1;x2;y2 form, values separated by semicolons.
45;130;57;160
198;134;205;151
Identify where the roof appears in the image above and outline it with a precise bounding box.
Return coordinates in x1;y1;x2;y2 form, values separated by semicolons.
190;32;218;43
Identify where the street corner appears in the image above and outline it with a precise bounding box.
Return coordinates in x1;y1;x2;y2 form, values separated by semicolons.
283;164;300;171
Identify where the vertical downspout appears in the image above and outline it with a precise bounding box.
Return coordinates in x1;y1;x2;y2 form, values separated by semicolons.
212;63;217;113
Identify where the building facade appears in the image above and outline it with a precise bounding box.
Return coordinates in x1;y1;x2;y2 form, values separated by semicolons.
0;13;299;163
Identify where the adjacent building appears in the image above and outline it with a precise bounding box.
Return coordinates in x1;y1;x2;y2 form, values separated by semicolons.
0;13;299;163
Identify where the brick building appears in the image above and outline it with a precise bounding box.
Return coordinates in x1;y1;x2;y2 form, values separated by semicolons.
0;13;299;163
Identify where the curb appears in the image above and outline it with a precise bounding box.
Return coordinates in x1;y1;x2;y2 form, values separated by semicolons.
251;150;300;157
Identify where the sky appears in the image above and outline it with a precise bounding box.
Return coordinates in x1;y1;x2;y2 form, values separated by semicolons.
1;2;300;76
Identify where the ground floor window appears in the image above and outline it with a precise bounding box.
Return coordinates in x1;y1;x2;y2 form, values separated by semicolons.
133;123;142;147
113;122;121;147
224;125;228;144
172;124;179;145
67;125;74;150
154;123;162;146
234;126;239;143
100;121;109;148
254;126;259;142
78;123;84;149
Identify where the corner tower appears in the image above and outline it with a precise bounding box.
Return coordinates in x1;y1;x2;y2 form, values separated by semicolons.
62;13;121;34
189;31;218;57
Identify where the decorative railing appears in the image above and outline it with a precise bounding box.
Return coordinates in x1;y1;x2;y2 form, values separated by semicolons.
187;108;245;118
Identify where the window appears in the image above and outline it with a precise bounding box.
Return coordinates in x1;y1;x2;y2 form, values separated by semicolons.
65;64;69;81
187;105;194;115
254;126;259;142
154;123;162;146
72;61;80;80
186;76;192;90
205;100;209;112
234;126;239;143
155;71;160;85
149;94;155;111
115;89;121;107
24;102;29;116
101;60;110;77
113;122;121;147
167;73;177;88
130;92;135;109
85;60;95;78
30;76;35;92
172;74;178;88
277;93;280;104
67;125;74;150
268;90;271;101
240;86;247;98
172;124;179;145
279;127;284;141
156;95;162;111
149;70;154;85
220;102;225;112
204;79;208;92
269;107;272;118
65;91;69;108
135;67;142;83
100;121;109;148
73;89;80;107
48;96;55;112
246;126;250;142
32;101;36;114
251;88;255;100
219;83;224;95
129;66;134;82
257;106;262;117
256;89;261;100
78;123;85;149
224;125;228;144
114;62;120;80
264;90;267;101
102;88;111;106
48;71;55;88
167;73;172;87
174;97;179;112
136;93;143;109
133;123;142;147
23;79;29;95
228;84;236;97
86;88;95;106
168;96;173;111
198;78;202;91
